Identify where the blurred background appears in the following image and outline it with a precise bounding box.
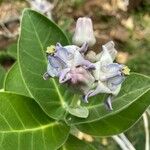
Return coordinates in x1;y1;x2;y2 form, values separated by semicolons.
0;0;149;149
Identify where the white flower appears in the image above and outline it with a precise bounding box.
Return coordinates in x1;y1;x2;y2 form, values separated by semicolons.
72;17;96;47
83;41;130;109
28;0;54;19
43;43;95;82
43;17;130;111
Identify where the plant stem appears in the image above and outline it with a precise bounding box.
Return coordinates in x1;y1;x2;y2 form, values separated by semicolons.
143;112;149;150
112;135;129;150
119;133;135;150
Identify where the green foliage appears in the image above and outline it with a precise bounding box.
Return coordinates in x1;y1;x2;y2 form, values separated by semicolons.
59;135;96;150
3;9;150;149
0;92;69;150
0;65;5;89
66;73;150;136
4;63;30;97
7;43;17;59
77;89;150;136
18;9;74;120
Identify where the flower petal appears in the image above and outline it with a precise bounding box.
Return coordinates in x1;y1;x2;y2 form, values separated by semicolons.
78;42;88;53
47;54;66;77
112;84;122;96
109;75;125;85
73;50;95;69
83;81;112;102
100;46;113;64
104;95;113;111
59;68;71;83
102;63;123;73
103;41;117;61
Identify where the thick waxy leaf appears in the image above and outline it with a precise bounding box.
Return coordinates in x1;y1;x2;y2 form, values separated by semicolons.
77;90;150;136
18;9;74;120
4;63;30;97
7;43;17;59
59;135;96;150
66;73;150;125
0;65;5;89
0;92;70;150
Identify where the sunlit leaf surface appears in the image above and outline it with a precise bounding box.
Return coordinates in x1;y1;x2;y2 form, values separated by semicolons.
0;92;70;150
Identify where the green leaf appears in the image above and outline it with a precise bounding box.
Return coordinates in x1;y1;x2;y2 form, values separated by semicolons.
7;43;17;59
18;9;74;120
0;92;70;150
59;135;96;150
0;65;5;89
4;63;30;97
72;73;150;136
76;90;150;136
66;73;150;125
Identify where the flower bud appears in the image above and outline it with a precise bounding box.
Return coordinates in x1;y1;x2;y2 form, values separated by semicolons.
72;17;96;47
29;0;54;16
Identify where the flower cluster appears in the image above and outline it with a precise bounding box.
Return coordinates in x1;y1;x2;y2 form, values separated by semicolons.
43;17;130;110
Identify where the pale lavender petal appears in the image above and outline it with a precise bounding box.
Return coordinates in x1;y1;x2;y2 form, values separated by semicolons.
102;63;123;73
47;63;59;77
107;75;125;91
55;44;70;63
64;45;78;53
104;95;113;111
82;95;89;103
48;55;64;68
99;71;121;81
73;51;95;69
56;42;62;48
55;44;79;63
82;60;95;69
60;73;71;83
78;42;88;53
47;54;67;77
59;68;71;83
112;84;121;96
100;47;113;64
103;41;117;61
82;92;92;103
83;81;112;102
109;75;125;85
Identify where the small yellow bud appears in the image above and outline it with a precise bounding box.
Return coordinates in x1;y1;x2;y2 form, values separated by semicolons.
46;45;55;55
122;66;130;75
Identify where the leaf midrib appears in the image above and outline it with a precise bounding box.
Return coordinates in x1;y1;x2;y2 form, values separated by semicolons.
18;10;66;108
0;122;58;133
87;85;150;109
72;87;150;125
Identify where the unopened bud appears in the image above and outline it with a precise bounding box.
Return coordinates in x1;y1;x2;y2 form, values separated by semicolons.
72;17;96;47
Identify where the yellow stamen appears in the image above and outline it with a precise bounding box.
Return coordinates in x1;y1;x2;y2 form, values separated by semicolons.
122;66;130;75
46;45;56;55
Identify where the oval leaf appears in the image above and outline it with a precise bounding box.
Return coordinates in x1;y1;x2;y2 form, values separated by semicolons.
76;90;150;136
4;63;30;97
66;73;150;125
18;9;74;120
0;92;70;150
